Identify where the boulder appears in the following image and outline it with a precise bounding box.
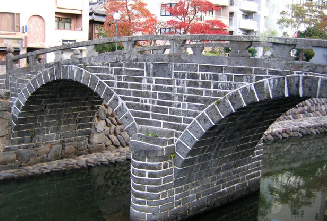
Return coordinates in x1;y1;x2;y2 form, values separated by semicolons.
89;133;106;144
98;106;107;120
120;132;130;145
0;152;16;165
95;120;106;133
48;145;62;160
16;149;30;163
108;135;121;146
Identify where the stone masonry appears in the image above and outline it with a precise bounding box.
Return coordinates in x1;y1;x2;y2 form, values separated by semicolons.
4;35;327;220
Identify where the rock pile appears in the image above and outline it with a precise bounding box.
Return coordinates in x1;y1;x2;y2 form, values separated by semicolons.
0;148;130;180
88;101;130;153
263;98;327;143
276;98;327;121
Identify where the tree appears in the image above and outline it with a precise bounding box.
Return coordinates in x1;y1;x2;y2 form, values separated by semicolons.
277;2;327;32
104;0;157;37
162;0;228;35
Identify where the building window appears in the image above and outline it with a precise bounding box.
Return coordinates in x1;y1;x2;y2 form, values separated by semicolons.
94;24;103;38
160;28;172;34
207;9;214;16
0;12;20;32
160;3;176;16
55;17;72;30
242;13;254;20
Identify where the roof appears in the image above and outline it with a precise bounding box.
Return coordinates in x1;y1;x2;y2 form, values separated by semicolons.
89;1;106;22
89;14;106;23
89;1;106;15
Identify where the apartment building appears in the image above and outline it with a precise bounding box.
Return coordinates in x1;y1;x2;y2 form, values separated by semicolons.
0;0;89;71
228;0;268;36
143;0;230;34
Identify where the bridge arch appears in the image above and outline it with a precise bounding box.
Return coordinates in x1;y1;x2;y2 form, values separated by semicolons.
172;74;325;214
9;65;137;155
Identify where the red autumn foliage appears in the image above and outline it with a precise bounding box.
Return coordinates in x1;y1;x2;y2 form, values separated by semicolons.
162;0;228;35
104;0;157;37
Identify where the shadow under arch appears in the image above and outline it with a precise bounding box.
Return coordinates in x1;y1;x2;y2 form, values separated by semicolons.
173;74;327;211
9;65;138;149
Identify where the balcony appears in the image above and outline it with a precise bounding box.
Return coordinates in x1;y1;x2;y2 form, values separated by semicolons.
57;0;83;10
239;19;257;31
240;0;258;12
210;0;229;6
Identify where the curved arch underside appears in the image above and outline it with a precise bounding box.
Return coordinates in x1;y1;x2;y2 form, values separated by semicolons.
171;74;327;216
11;80;103;148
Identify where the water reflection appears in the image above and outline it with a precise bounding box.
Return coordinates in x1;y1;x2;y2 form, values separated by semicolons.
0;161;130;221
258;162;327;221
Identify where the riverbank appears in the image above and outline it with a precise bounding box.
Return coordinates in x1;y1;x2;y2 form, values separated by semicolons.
2;98;327;180
263;116;327;143
0;147;130;180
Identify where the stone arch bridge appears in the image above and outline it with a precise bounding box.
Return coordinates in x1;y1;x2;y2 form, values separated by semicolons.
4;35;327;220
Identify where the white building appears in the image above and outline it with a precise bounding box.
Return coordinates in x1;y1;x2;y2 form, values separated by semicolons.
0;0;89;68
143;0;229;34
228;0;269;36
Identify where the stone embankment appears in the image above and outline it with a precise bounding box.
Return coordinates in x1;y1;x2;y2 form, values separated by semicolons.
263;98;327;142
0;100;130;171
0;147;130;180
1;98;327;180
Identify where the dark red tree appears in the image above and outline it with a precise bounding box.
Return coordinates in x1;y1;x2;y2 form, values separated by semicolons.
162;0;228;35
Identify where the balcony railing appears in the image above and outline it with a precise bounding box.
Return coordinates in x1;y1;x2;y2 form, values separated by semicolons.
210;0;229;6
239;19;257;31
240;0;258;12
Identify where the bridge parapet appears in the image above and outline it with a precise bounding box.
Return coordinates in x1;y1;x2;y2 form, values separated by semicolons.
6;35;327;73
4;35;327;220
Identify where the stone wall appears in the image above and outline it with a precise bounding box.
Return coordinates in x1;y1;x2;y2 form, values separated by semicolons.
261;134;327;175
0;84;129;170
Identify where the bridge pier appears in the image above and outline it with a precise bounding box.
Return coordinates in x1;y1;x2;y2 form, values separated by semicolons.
130;126;176;220
4;35;327;220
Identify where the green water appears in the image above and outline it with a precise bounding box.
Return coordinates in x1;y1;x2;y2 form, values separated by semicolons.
1;137;327;220
0;161;130;221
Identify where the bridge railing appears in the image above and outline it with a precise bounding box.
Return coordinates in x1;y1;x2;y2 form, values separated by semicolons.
6;34;327;73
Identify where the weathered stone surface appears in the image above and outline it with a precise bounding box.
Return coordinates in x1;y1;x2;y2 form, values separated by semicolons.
114;126;122;136
105;118;113;127
16;149;30;163
95;120;106;133
0;90;10;100
109;117;117;125
0;152;16;165
107;106;113;117
63;146;76;158
89;144;105;153
0;101;10;111
115;116;123;125
48;145;62;160
98;106;107;120
104;136;112;146
89;133;106;144
117;135;127;147
121;132;130;145
0;118;9;137
34;146;50;156
108;135;120;146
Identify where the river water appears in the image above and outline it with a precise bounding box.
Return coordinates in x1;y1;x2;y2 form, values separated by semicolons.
0;135;326;220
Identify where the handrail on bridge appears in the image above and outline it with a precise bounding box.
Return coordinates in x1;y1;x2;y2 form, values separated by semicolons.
5;34;327;73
